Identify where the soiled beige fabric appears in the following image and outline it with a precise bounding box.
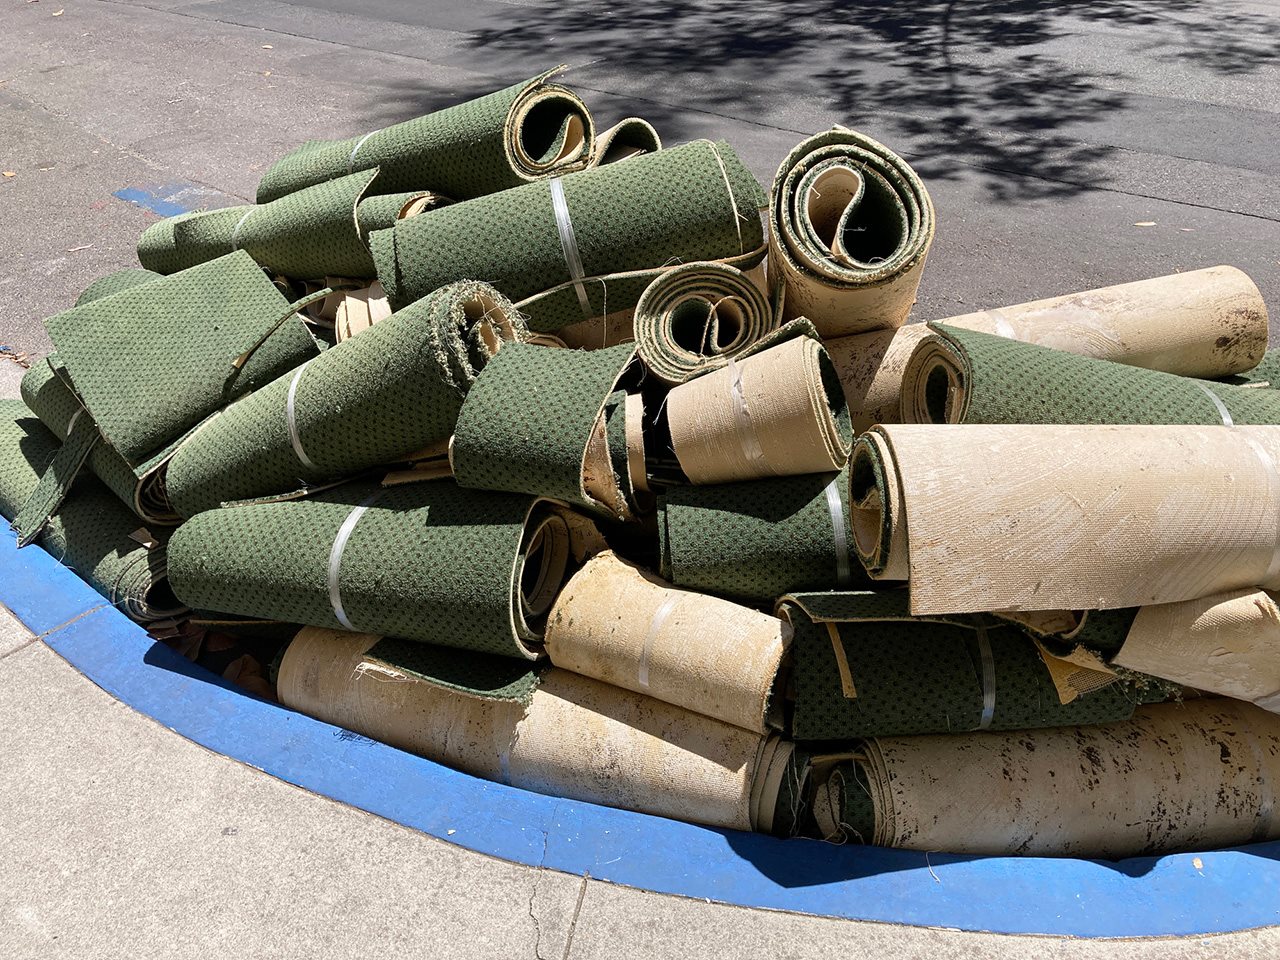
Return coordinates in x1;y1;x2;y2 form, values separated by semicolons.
825;266;1268;432
544;551;790;733
851;423;1280;614
334;281;394;342
1114;588;1280;711
668;335;849;484
277;627;781;831
853;699;1280;858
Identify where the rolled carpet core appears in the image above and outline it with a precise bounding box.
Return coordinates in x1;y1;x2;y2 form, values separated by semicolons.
277;627;797;832
849;423;1280;613
668;335;851;484
544;551;790;733
769;127;934;336
813;699;1280;859
633;262;776;384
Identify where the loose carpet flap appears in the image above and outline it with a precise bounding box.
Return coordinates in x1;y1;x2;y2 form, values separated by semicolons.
165;280;528;518
168;478;599;659
769;126;934;337
277;627;800;833
544;550;790;733
368;139;766;330
900;323;1280;426
74;267;164;306
256;67;661;204
812;699;1280;859
849;423;1280;613
0;401;185;622
452;341;641;520
777;591;1165;741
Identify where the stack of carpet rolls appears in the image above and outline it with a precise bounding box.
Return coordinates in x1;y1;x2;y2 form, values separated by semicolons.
6;67;1280;858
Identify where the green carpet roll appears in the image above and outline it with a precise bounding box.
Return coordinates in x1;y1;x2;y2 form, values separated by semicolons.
165;281;527;518
138;169;448;279
0;401;184;621
632;262;776;384
74;268;163;306
903;324;1280;425
256;68;655;203
780;591;1167;741
452;342;640;519
769;127;934;337
45;251;322;469
658;467;867;603
369;139;767;330
168;478;590;659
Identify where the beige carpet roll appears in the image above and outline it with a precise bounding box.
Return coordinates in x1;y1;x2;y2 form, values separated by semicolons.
668;335;851;484
825;266;1267;432
1113;588;1280;711
544;551;790;733
277;627;787;831
335;281;394;342
846;699;1280;858
850;423;1280;613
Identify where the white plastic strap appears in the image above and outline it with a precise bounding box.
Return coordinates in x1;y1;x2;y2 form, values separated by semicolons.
548;177;592;318
64;409;82;438
975;622;997;730
286;361;317;471
347;131;376;172
229;209;254;251
726;357;771;472
638;594;681;689
823;475;852;586
327;489;383;630
1243;436;1280;585
1195;382;1235;427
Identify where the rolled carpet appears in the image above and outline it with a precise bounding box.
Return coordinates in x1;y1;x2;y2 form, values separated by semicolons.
666;334;852;484
0;401;184;622
544;551;791;733
827;265;1269;432
658;466;866;603
452;342;640;520
769;127;934;337
850;423;1280;613
138;169;448;279
74;267;163;306
779;591;1166;741
277;627;802;833
812;699;1280;858
900;324;1280;425
256;68;658;203
369;139;767;330
632;262;776;384
165;281;527;518
168;478;590;659
44;251;322;470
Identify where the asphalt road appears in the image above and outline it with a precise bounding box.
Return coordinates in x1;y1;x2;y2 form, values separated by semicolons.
1;0;1278;358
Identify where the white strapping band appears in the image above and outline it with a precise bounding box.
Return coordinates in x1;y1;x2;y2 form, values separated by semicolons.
1196;382;1235;427
974;622;997;730
229;209;255;252
548;177;593;318
347;131;376;173
286;361;318;471
823;474;852;586
1243;435;1280;585
327;489;383;630
726;356;771;473
64;409;82;439
638;594;681;689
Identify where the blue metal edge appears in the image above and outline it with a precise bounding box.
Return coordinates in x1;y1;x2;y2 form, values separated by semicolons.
2;527;1277;938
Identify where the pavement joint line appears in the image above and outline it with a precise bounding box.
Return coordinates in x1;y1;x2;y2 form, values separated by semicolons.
89;0;1280;219
561;873;589;960
0;632;43;663
35;603;109;640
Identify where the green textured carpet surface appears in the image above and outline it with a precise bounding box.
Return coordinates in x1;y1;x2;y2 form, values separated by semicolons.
370;139;766;330
919;324;1280;424
453;342;635;512
365;637;543;704
0;400;178;621
783;591;1157;740
45;251;321;467
658;467;867;603
168;478;547;658
74;268;163;306
166;281;526;517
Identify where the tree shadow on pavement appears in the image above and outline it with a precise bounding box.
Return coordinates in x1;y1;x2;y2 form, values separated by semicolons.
364;0;1279;202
